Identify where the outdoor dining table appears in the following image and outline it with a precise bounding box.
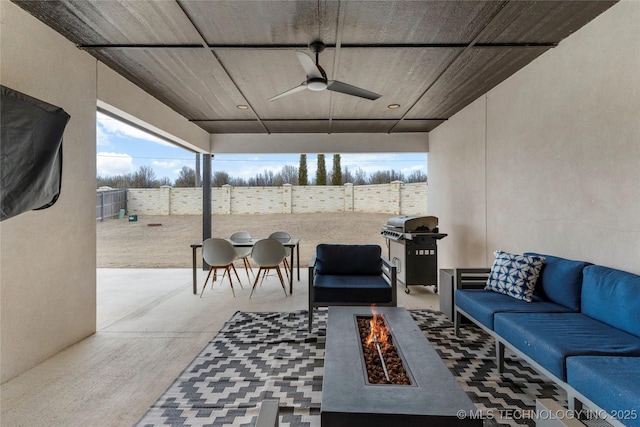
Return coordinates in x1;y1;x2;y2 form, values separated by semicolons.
190;237;301;295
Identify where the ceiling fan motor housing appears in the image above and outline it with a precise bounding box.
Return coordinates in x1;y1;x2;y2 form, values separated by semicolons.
307;77;327;91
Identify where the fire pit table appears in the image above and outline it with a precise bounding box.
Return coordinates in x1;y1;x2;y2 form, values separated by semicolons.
321;306;481;427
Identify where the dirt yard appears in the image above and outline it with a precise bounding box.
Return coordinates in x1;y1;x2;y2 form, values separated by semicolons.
97;212;393;268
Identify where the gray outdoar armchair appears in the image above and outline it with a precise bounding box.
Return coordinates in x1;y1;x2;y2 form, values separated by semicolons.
308;244;397;332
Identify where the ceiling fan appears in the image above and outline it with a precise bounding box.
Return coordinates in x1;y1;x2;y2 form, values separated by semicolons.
269;41;382;102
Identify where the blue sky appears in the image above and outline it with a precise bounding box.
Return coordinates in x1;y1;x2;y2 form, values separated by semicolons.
96;112;427;182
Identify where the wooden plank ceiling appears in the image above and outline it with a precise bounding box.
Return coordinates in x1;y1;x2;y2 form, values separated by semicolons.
13;0;617;134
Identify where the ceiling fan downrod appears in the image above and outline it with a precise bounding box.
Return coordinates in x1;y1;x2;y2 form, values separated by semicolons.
307;40;327;91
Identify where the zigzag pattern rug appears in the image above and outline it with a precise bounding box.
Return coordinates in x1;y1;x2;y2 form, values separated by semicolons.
136;309;585;427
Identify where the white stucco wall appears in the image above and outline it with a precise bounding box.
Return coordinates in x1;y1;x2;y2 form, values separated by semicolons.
0;2;213;383
0;1;98;382
429;1;640;274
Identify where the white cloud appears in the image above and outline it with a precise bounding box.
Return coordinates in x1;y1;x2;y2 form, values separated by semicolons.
96;120;111;147
96;112;174;147
401;164;426;174
173;167;187;176
152;159;192;179
97;152;135;176
152;159;183;169
233;164;281;179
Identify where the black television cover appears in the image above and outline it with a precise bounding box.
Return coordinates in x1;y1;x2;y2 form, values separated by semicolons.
1;85;70;221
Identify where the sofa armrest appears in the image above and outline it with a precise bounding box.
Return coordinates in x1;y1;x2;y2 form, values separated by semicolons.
381;256;398;306
308;256;317;290
454;268;490;290
535;400;586;427
309;255;316;285
255;399;279;427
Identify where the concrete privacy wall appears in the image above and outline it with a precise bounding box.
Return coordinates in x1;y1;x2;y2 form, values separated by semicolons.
428;1;640;274
127;182;427;216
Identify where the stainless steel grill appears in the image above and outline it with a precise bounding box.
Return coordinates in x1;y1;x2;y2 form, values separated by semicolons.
381;216;447;294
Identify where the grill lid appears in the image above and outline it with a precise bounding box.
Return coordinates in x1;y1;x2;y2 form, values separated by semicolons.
385;216;438;233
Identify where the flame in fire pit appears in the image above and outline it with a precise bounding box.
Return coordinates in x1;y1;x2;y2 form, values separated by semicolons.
366;306;390;350
357;306;412;385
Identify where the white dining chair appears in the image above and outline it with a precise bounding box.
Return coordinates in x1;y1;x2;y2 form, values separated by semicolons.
250;239;288;298
268;231;292;281
200;238;243;298
229;231;254;283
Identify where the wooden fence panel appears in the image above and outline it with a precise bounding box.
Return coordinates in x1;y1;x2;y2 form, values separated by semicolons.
96;189;127;220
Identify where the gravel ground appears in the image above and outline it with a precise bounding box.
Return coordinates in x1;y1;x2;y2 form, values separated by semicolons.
97;212;392;268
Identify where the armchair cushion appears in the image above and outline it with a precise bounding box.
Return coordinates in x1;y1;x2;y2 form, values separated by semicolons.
315;244;382;276
313;274;392;303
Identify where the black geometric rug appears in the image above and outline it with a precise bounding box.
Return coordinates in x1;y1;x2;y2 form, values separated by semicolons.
135;308;572;427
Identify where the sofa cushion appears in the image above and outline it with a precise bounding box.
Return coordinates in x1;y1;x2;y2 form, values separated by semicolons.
524;253;590;311
455;289;572;330
567;356;640;427
485;251;545;302
494;312;640;381
315;244;382;276
313;274;392;303
581;265;640;338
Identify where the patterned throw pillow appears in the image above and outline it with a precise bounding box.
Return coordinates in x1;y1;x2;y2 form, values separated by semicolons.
485;250;545;302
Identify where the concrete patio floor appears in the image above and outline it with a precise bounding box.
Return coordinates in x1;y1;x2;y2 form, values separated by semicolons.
0;268;439;426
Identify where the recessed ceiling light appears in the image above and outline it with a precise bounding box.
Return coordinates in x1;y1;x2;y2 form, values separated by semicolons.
237;105;249;110
387;104;400;109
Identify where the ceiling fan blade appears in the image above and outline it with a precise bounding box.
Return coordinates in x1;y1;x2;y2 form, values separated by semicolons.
327;80;381;100
295;51;324;79
268;82;308;101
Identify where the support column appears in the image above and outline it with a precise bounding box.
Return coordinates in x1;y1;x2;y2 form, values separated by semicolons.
391;180;403;215
160;185;172;215
343;183;354;212
202;154;212;269
221;184;232;214
282;183;292;213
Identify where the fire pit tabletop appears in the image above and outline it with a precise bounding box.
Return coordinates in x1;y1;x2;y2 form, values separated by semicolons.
322;306;480;427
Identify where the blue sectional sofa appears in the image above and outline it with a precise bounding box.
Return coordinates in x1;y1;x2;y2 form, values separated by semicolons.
454;254;640;427
308;244;397;332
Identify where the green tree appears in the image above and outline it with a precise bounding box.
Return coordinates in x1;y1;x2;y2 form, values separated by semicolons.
298;154;308;185
316;154;326;185
174;166;197;187
331;154;342;185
